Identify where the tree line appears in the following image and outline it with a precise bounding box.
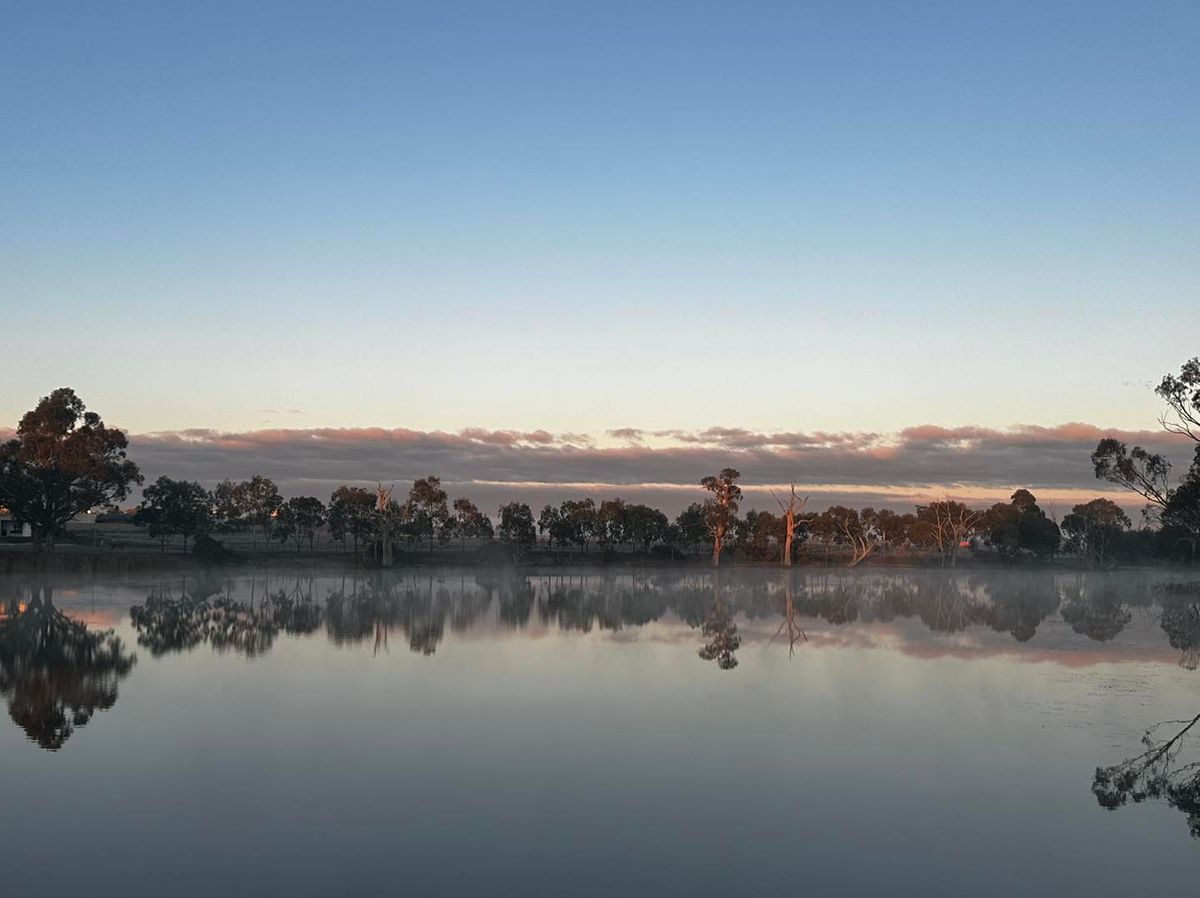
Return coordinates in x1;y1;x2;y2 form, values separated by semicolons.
1;355;1197;566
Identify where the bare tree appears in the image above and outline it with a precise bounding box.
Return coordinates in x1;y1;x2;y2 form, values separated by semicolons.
917;496;980;567
376;482;394;568
771;484;808;567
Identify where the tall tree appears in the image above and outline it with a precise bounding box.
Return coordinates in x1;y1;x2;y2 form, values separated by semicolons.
701;468;742;567
772;485;807;566
0;388;142;551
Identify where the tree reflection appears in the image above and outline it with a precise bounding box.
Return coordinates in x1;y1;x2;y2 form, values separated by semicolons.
0;586;135;750
1060;581;1132;642
981;579;1060;643
770;583;806;656
1158;589;1200;670
129;579;323;658
698;577;740;670
1093;712;1200;838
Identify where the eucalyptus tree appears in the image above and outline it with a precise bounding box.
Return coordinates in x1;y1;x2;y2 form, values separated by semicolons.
772;485;807;566
405;475;451;552
0;388;142;551
1061;498;1130;566
497;502;537;560
1093;356;1200;556
328;486;377;556
452;497;493;548
915;498;980;567
274;496;327;553
674;503;708;555
700;468;742;567
134;475;213;552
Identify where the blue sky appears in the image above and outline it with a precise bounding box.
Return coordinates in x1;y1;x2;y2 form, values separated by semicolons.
3;1;1197;439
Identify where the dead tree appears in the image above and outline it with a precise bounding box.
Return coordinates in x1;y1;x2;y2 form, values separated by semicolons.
772;484;808;567
376;482;395;568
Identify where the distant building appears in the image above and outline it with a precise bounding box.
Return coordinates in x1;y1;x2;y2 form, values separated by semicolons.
0;512;32;538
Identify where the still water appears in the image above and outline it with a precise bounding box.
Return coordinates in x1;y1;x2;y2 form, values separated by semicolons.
2;566;1198;895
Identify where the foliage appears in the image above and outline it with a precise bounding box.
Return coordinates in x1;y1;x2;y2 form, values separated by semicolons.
1061;498;1131;566
497;502;536;559
273;496;327;553
328;486;377;555
134;475;213;551
0;388;142;550
978;490;1061;560
700;468;741;566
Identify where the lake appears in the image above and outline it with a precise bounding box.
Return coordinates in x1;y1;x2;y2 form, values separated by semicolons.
2;566;1198;895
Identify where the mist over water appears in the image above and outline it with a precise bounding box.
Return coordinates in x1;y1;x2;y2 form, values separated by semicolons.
2;566;1198;895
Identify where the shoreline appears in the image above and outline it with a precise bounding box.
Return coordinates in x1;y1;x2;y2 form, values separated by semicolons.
0;545;1177;575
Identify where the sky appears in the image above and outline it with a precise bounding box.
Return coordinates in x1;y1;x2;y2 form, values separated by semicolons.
2;1;1197;506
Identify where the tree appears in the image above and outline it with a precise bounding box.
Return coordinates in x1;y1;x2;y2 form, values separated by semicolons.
915;498;980;567
772;485;807;566
328;486;376;556
624;504;668;553
497;502;536;560
1093;356;1200;554
597;498;628;551
452;497;493;548
1061;498;1130;566
405;475;450;553
229;475;282;550
701;468;741;567
274;496;327;553
374;483;397;567
979;489;1060;561
538;504;567;555
211;479;244;531
559;498;599;554
0;388;142;551
734;509;782;561
134;476;213;552
811;505;876;566
674;503;708;555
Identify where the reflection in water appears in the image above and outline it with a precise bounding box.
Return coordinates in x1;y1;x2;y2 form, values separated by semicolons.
770;585;806;656
130;578;324;658
115;570;1200;669
0;586;135;750
1093;712;1200;838
1060;581;1132;642
1158;587;1200;670
698;577;740;670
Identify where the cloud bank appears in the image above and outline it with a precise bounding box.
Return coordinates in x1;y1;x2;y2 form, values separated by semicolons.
94;422;1194;514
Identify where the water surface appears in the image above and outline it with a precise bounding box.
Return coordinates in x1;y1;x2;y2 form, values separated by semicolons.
2;567;1198;895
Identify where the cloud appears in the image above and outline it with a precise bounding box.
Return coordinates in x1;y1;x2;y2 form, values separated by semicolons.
111;421;1197;513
